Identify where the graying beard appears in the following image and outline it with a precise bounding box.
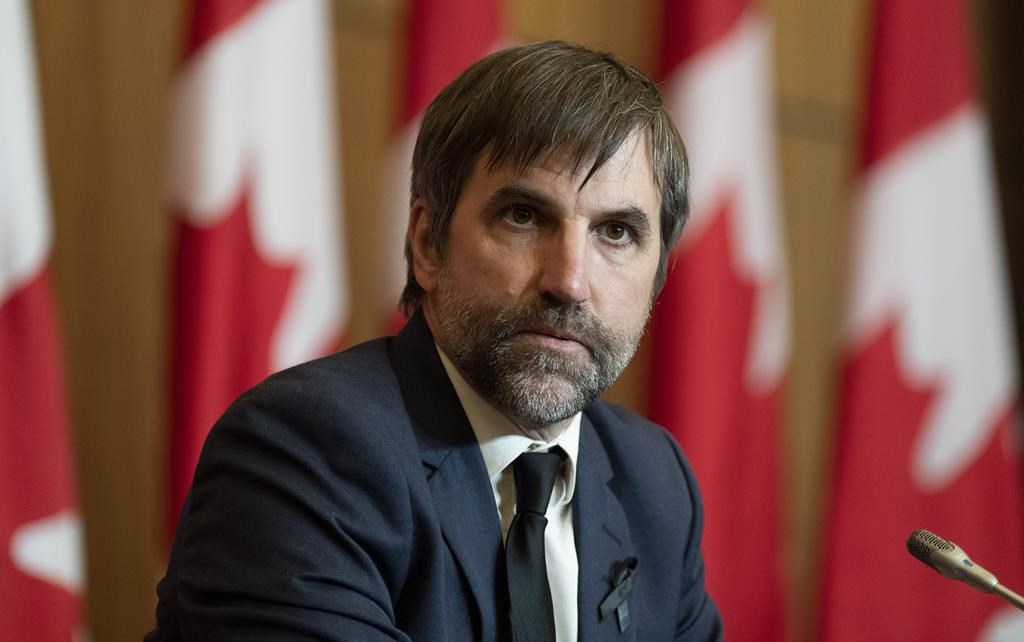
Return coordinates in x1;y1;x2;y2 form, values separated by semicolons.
488;348;599;427
460;323;639;429
436;277;644;430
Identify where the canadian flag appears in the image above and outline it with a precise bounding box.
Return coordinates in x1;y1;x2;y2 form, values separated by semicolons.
378;0;501;331
818;0;1024;640
167;0;348;535
0;1;85;639
649;1;790;639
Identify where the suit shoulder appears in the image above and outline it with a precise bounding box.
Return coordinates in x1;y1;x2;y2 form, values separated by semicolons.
249;336;397;402
236;337;398;416
583;400;698;489
584;400;680;453
209;336;416;461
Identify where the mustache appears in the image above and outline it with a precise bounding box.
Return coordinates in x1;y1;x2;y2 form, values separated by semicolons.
492;300;611;355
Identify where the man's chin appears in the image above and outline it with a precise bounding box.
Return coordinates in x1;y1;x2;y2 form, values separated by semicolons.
494;371;596;426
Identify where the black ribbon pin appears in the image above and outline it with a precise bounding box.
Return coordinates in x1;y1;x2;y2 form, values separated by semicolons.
599;557;637;633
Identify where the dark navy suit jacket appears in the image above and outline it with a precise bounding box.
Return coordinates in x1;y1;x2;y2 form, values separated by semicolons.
147;312;722;641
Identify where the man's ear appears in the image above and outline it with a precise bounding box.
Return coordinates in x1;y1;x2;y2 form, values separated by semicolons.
408;198;440;293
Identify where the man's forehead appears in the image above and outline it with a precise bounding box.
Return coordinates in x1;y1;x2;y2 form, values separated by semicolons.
477;134;658;194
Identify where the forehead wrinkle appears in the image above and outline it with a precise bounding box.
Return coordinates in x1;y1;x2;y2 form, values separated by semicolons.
488;138;654;194
483;128;657;193
478;143;657;220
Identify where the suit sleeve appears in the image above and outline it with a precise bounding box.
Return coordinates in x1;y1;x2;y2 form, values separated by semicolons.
154;378;419;641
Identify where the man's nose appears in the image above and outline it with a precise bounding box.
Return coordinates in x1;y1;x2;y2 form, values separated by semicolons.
537;229;591;304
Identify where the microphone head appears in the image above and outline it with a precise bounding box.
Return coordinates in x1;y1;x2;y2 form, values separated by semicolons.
907;528;954;562
906;529;998;593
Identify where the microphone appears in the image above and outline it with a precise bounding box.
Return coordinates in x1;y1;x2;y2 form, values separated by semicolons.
906;529;1024;612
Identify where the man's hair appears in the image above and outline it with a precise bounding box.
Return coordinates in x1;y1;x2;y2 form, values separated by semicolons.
401;40;689;315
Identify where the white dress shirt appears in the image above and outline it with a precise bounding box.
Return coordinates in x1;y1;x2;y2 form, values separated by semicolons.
437;347;580;642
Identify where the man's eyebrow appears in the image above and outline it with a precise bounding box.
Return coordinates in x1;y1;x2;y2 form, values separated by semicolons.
483;184;555;211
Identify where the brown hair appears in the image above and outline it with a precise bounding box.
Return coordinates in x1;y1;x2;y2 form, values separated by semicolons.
401;40;689;314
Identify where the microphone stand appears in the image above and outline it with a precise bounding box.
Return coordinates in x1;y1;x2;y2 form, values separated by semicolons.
994;584;1024;612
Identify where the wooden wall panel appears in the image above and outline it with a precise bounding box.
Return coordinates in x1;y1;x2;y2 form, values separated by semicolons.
512;0;658;72
335;0;403;344
35;1;182;639
767;0;867;637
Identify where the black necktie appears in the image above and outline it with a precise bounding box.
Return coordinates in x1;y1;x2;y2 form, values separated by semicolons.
506;450;564;642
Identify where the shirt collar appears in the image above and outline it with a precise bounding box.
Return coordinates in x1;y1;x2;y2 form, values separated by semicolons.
436;345;580;505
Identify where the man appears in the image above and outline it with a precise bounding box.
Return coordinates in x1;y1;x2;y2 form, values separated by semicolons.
148;41;722;641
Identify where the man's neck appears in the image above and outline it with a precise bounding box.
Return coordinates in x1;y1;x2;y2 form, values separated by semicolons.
507;415;571;444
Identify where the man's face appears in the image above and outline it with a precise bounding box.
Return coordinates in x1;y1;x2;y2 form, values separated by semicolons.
412;133;662;432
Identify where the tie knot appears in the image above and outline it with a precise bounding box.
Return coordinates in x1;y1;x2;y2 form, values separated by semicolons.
513;450;565;515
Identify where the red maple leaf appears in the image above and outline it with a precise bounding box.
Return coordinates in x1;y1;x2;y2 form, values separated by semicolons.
169;180;295;535
819;322;1023;640
649;193;785;641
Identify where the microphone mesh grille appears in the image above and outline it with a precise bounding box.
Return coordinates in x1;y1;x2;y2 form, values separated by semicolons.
907;529;953;562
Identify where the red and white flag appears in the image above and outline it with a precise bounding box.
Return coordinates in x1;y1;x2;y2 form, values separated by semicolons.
0;1;85;638
819;1;1024;639
168;0;348;535
378;0;501;331
649;1;789;639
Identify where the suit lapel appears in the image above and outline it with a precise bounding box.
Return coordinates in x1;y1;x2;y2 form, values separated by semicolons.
389;313;506;637
423;439;507;633
575;414;636;641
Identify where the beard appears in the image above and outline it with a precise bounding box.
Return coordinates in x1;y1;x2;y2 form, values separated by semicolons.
432;272;649;430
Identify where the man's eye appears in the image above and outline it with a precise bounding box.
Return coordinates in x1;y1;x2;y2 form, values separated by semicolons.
601;222;632;243
504;206;535;226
